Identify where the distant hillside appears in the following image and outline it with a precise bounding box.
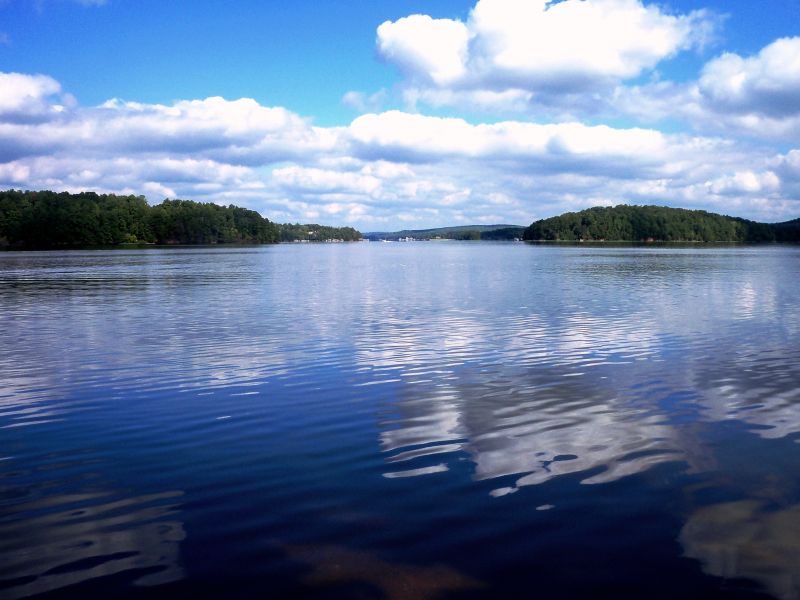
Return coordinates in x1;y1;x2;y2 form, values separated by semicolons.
523;205;800;243
278;223;362;242
0;189;363;247
774;218;800;242
365;224;525;241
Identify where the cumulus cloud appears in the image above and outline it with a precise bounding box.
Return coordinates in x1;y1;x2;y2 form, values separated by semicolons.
345;110;731;182
573;37;800;141
272;166;382;196
707;170;780;196
92;96;333;161
377;0;716;113
0;71;799;228
377;14;470;86
466;0;706;85
0;88;339;164
685;37;800;140
370;0;799;143
0;72;70;122
699;37;800;118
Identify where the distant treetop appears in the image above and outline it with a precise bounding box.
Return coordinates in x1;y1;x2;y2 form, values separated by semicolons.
523;205;799;243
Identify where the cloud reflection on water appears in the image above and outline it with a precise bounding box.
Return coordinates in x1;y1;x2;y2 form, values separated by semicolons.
361;309;684;492
0;490;185;599
2;245;800;598
694;346;800;440
355;249;800;496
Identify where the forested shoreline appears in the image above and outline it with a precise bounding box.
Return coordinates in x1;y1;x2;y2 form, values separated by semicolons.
4;192;799;249
523;205;800;243
0;190;362;248
279;222;362;242
365;225;524;241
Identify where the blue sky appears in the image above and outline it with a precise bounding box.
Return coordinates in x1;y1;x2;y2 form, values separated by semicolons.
3;0;476;123
1;0;800;228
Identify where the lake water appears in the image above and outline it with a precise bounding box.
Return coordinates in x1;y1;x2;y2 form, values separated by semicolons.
1;243;799;599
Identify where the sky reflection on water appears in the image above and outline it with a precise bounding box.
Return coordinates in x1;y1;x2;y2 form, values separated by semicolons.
1;244;799;598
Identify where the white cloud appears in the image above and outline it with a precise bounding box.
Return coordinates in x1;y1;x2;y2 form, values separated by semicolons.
377;14;469;86
1;71;799;228
0;161;30;183
348;110;668;168
0;72;66;122
467;0;704;84
708;170;780;196
377;0;715;106
142;181;176;198
94;96;328;158
0;94;339;164
671;37;800;141
699;37;800;118
272;166;382;195
368;0;797;144
602;38;800;141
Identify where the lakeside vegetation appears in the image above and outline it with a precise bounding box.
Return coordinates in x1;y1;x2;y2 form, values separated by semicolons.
4;191;798;249
365;224;524;241
523;205;800;243
279;223;362;242
0;190;279;246
0;190;362;248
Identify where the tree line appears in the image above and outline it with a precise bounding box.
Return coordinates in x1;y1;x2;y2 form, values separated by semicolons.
365;225;524;241
0;190;363;247
278;222;362;242
523;205;800;243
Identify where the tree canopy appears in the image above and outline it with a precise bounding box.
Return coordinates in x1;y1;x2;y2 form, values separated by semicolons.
278;223;362;242
0;190;279;247
364;225;524;241
523;205;800;243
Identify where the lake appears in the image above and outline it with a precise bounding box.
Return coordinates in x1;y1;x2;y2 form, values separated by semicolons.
1;242;799;599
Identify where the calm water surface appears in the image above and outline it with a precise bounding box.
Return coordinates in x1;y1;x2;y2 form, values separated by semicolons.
1;243;799;599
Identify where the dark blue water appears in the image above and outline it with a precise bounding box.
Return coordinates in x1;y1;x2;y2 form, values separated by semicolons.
1;243;799;599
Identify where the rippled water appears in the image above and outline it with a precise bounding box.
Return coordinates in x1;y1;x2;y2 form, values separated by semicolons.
1;243;799;599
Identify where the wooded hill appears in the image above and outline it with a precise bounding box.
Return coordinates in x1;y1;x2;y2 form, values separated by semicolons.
279;222;362;242
523;205;800;242
0;190;363;247
0;190;279;246
365;224;524;241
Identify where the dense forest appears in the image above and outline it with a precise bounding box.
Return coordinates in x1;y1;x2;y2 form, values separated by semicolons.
278;223;362;242
5;191;797;248
0;190;363;247
0;190;279;246
478;226;526;241
523;205;800;242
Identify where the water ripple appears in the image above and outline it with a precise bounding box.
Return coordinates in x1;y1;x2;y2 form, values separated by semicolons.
1;244;799;597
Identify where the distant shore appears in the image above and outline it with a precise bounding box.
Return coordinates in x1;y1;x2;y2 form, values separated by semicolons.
522;205;800;243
